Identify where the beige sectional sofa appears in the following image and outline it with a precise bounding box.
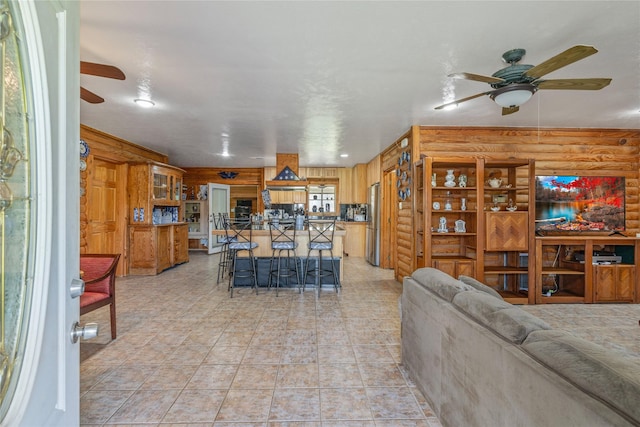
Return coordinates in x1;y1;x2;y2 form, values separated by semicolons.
401;267;640;427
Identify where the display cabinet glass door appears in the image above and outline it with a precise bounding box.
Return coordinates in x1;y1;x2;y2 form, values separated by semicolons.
308;185;336;213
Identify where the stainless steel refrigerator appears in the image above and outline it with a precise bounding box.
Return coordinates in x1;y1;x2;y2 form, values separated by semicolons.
366;183;381;266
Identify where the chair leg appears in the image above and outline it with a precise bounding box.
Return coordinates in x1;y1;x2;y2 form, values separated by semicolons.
250;250;258;295
229;250;238;297
301;251;311;293
317;250;323;298
110;302;117;339
329;249;341;293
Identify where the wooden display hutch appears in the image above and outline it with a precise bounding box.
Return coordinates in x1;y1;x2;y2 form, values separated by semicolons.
481;159;535;304
421;157;482;278
535;236;639;304
128;162;189;275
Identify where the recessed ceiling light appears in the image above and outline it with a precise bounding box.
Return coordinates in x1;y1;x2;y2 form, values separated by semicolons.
340;154;349;158
134;98;155;108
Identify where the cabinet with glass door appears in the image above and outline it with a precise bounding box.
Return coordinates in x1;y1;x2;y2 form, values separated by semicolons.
308;183;337;214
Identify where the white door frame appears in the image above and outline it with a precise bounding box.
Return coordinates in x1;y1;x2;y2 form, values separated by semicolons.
2;1;80;425
207;183;230;254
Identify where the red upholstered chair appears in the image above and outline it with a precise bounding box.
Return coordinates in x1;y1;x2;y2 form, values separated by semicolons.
80;254;120;339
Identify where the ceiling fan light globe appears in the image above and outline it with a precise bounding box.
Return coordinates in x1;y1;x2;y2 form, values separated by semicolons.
491;84;536;108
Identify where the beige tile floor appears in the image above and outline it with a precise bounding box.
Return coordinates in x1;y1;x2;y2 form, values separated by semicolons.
80;253;640;426
80;253;442;426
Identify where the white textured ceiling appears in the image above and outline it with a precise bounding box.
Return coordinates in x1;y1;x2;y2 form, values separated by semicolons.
79;1;640;168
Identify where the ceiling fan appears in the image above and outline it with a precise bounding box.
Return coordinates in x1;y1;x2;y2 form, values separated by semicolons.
435;45;612;115
80;61;126;104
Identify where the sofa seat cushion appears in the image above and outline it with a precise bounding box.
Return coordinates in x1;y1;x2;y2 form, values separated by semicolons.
411;267;472;302
523;329;640;422
458;274;504;300
452;291;551;344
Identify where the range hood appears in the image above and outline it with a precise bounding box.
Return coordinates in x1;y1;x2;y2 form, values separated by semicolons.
265;153;308;190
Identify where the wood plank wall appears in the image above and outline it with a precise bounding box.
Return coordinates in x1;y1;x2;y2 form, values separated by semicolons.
383;125;640;282
80;125;171;274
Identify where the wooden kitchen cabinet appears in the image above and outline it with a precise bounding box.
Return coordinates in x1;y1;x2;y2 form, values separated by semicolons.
342;222;366;257
433;258;475;278
593;264;635;302
128;161;189;275
129;224;189;275
173;224;189;265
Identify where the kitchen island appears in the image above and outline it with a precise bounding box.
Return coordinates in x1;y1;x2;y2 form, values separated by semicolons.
211;222;345;286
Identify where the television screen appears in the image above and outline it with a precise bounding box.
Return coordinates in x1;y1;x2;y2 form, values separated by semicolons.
535;176;625;233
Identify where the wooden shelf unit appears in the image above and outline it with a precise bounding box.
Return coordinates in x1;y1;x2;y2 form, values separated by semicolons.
421;157;482;278
481;159;535;304
535;236;639;304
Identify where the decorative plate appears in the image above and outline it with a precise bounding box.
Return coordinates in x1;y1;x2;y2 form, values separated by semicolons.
79;139;90;158
396;179;401;188
433;201;440;210
406;188;410;198
79;159;87;171
398;189;405;200
396;168;401;177
401;171;408;182
398;156;403;166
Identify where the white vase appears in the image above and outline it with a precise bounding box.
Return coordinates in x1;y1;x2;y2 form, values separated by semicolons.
444;169;456;187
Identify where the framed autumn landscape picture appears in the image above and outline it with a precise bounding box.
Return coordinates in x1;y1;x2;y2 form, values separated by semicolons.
535;176;625;233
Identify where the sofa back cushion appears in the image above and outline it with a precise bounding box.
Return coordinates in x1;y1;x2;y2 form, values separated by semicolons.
523;329;640;423
411;267;472;302
452;290;551;344
458;274;504;300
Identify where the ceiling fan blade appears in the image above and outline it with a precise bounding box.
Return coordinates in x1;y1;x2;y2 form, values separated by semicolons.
502;106;519;116
80;61;126;80
434;91;492;110
524;45;598;80
537;78;612;90
448;72;505;84
80;86;104;104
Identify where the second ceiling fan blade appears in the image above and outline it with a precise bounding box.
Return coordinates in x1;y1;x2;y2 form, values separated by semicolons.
434;91;492;110
81;87;104;104
537;78;612;90
524;45;598;79
449;72;505;84
80;61;126;80
502;106;519;116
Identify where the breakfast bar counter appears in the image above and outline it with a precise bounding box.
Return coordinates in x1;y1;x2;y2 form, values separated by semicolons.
211;224;345;283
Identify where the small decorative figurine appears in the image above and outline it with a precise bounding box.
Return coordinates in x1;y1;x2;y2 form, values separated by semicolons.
431;173;437;187
438;217;448;233
458;173;467;188
444;169;456;187
455;219;466;233
507;199;517;212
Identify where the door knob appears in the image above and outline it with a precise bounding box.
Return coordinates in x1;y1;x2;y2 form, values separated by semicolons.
70;277;85;298
70;321;99;343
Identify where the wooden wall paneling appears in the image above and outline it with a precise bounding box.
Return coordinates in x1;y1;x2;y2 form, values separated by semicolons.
81;124;168;163
276;153;299;176
182;167;265;212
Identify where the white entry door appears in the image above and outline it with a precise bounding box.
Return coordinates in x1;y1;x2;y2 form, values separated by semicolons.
207;183;230;254
0;1;81;426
